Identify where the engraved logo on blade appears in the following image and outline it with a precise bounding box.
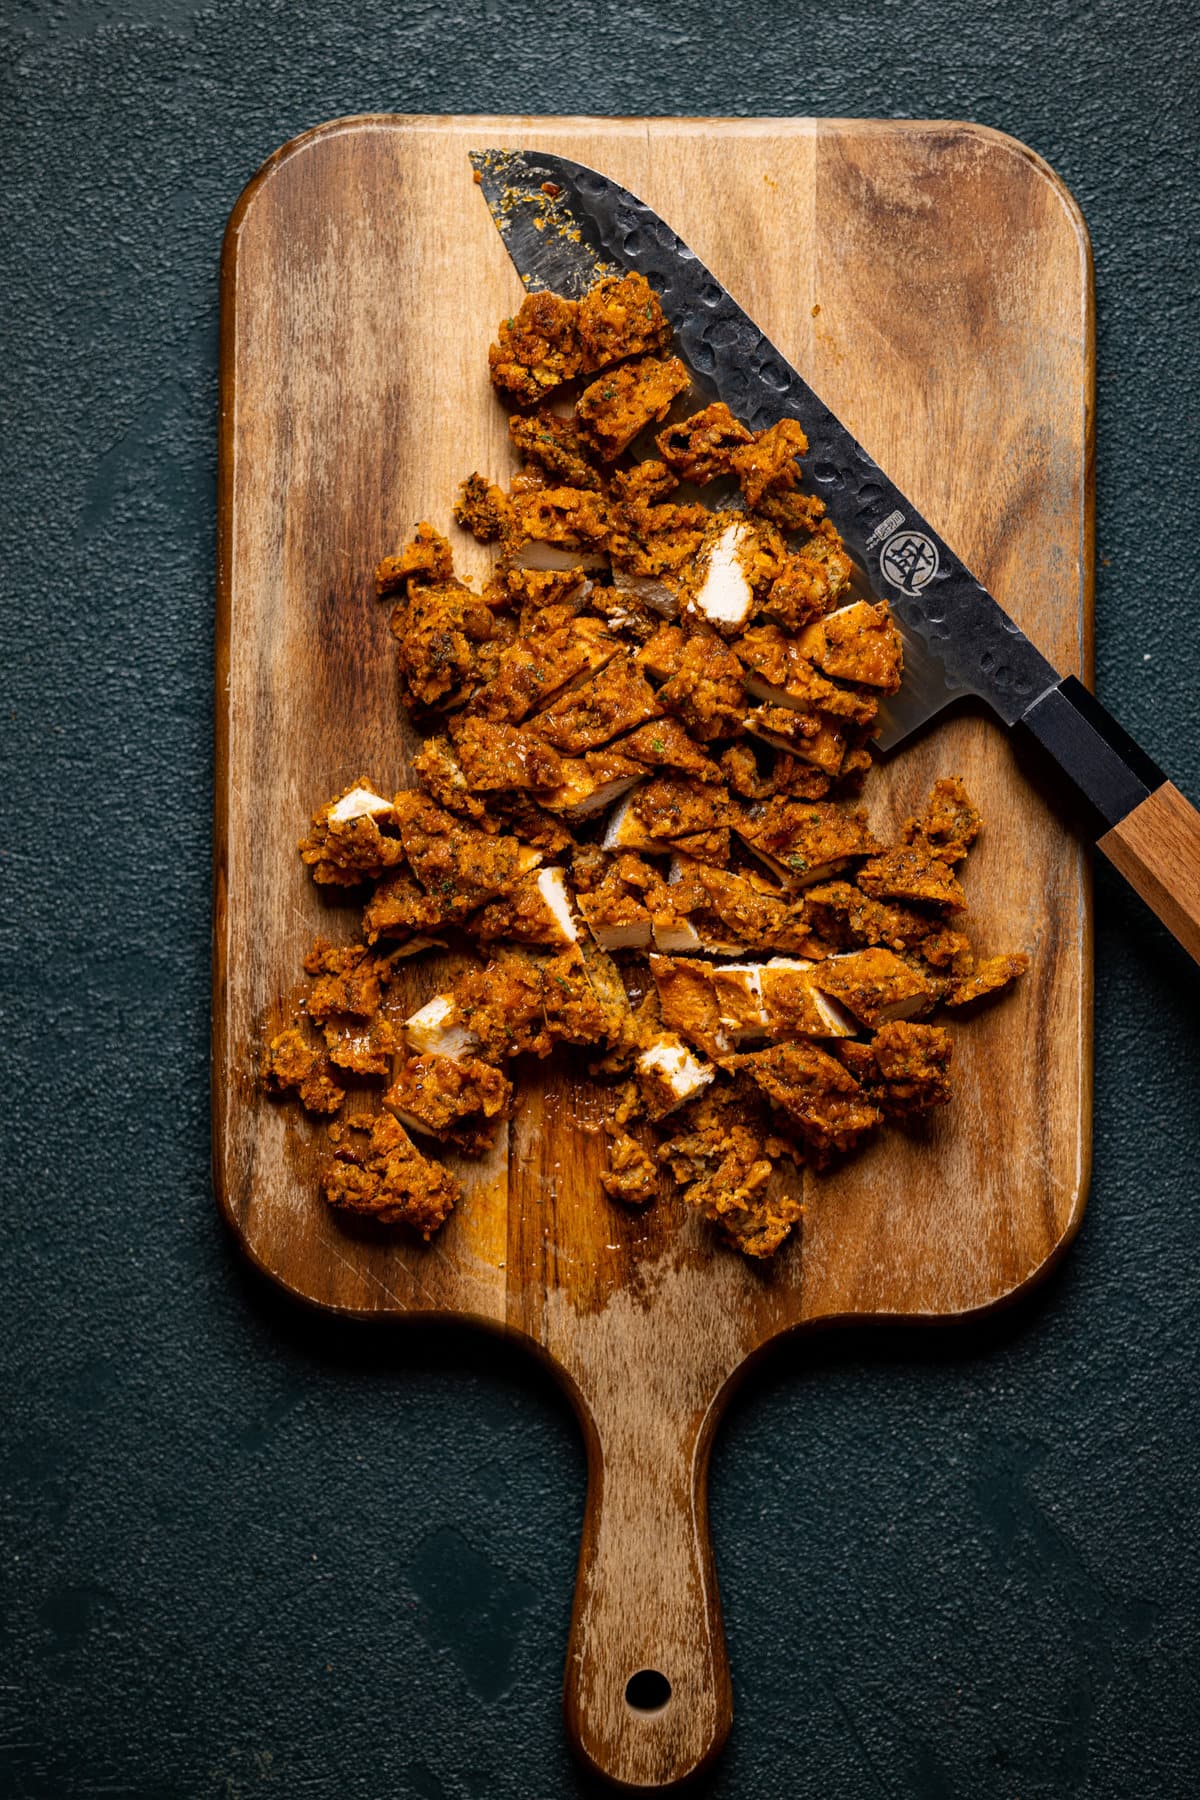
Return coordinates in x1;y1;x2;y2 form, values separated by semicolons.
880;530;939;597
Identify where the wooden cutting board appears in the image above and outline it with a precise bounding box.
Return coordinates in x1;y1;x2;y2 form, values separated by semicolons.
213;115;1093;1790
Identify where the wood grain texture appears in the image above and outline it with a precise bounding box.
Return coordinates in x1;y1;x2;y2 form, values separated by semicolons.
214;115;1094;1789
1099;782;1200;963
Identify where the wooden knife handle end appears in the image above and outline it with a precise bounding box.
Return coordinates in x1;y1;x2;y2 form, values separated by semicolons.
1098;782;1200;965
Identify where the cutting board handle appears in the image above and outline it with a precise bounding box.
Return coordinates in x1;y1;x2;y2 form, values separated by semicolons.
563;1387;731;1789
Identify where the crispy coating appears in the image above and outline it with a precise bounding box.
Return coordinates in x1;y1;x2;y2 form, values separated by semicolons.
611;717;718;777
528;654;661;755
798;600;903;692
468;617;617;724
903;776;982;865
851;1020;954;1115
810;947;934;1027
508;409;604;490
264;1027;319;1092
323;1016;398;1078
385;1053;512;1153
803;880;934;952
323;1112;459;1237
508;484;612;551
411;734;491;823
608;495;711;577
361;867;470;943
946;953;1029;1008
735;1040;882;1157
600;1131;660;1205
660;1087;801;1257
472;868;576;947
856;843;968;911
454;473;512;543
576;271;672;370
393;792;538;909
391;578;501;710
669;856;823;957
298;782;408;887
656;402;754;484
542;944;628;1047
576;356;691;461
656;629;747;741
627;774;730;851
375;521;456;596
737;798;882;885
760;525;854;630
448;715;563;792
729;417;809;508
450;957;553;1062
650;955;727;1060
608;460;680;506
303;939;387;1023
488;290;582;405
744;704;849;776
736;623;878;729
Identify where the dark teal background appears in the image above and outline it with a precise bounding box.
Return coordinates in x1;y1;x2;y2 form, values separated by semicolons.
3;3;1199;1796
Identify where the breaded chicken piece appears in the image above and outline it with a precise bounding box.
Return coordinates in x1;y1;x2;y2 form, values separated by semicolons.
809;947;935;1028
655;402;754;484
576;355;691;460
735;798;882;887
385;1053;512;1154
903;776;982;865
656;629;747;741
469;617;619;724
447;715;563;793
576;271;672;370
303;939;388;1023
668;855;823;957
649;954;728;1060
607;495;712;579
729;417;808;508
390;578;503;711
855;843;968;911
760;524;854;630
734;1040;882;1157
297;781;406;887
471;867;578;948
446;956;553;1062
322;1016;398;1078
541;944;629;1048
736;624;878;728
797;600;903;692
454;473;512;543
375;521;456;596
839;1020;954;1116
742;704;850;777
508;409;604;490
323;1112;459;1238
660;1086;801;1258
527;654;661;755
803;880;936;953
411;735;492;824
605;774;730;861
392;792;542;909
263;1028;346;1116
612;717;719;778
488;290;582;404
361;867;470;943
508;485;612;552
946;953;1029;1008
600;1131;660;1205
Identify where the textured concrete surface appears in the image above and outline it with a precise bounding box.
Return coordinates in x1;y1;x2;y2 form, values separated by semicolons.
3;2;1199;1796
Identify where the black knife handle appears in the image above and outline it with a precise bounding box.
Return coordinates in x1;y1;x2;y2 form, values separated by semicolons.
1020;677;1200;963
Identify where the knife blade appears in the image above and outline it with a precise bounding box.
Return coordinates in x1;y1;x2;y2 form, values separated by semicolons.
470;147;1200;964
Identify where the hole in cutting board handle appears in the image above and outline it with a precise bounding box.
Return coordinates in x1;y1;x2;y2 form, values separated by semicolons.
625;1669;673;1713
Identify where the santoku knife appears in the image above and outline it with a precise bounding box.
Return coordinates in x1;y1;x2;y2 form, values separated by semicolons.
470;147;1200;966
